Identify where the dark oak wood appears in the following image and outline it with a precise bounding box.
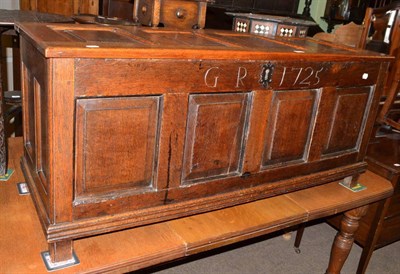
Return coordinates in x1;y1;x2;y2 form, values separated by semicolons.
1;137;394;273
102;0;136;21
17;22;392;266
75;96;160;198
136;0;209;28
19;0;99;16
182;93;249;182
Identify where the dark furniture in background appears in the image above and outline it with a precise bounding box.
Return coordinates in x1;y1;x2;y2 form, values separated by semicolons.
209;0;300;14
20;0;320;34
99;0;307;30
19;0;301;21
206;0;321;35
101;0;135;19
208;0;297;28
361;1;400;101
229;12;317;37
19;0;98;16
99;0;313;32
322;0;398;33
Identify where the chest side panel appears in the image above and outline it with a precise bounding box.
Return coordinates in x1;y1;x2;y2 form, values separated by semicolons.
21;37;51;219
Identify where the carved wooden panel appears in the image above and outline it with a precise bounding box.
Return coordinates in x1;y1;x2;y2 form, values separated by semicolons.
33;78;50;191
182;93;250;184
262;89;319;167
22;63;35;164
22;61;50;193
20;37;53;217
75;96;161;200
323;87;373;155
57;28;142;44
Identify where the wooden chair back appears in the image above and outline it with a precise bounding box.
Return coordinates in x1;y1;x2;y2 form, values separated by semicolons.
360;2;400;56
313;2;400;131
377;48;400;130
362;2;400;131
313;22;364;48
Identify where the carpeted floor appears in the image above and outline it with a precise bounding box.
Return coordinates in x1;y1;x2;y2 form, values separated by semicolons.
139;221;400;274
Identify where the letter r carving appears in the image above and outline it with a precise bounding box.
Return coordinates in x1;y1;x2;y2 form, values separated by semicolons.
236;67;248;88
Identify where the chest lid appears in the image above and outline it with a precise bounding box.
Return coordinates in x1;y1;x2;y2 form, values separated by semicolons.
16;22;391;62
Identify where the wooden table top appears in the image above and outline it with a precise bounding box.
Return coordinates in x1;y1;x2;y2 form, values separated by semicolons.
0;137;393;273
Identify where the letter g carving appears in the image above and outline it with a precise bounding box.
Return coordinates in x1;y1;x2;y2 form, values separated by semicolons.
204;67;220;88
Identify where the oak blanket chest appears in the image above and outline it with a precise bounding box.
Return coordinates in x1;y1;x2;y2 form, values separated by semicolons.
17;23;391;263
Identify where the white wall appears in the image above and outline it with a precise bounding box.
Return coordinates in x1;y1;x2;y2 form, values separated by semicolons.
0;0;20;9
298;0;329;32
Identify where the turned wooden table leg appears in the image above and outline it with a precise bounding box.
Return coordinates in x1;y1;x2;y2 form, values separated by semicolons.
326;205;368;274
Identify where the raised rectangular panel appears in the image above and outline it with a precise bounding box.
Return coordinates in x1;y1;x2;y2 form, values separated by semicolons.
33;78;50;191
323;87;372;155
182;93;251;184
22;63;35;163
262;89;319;167
22;62;50;193
75;96;161;199
61;29;140;43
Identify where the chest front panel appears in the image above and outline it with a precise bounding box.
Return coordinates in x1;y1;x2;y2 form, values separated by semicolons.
60;58;377;218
